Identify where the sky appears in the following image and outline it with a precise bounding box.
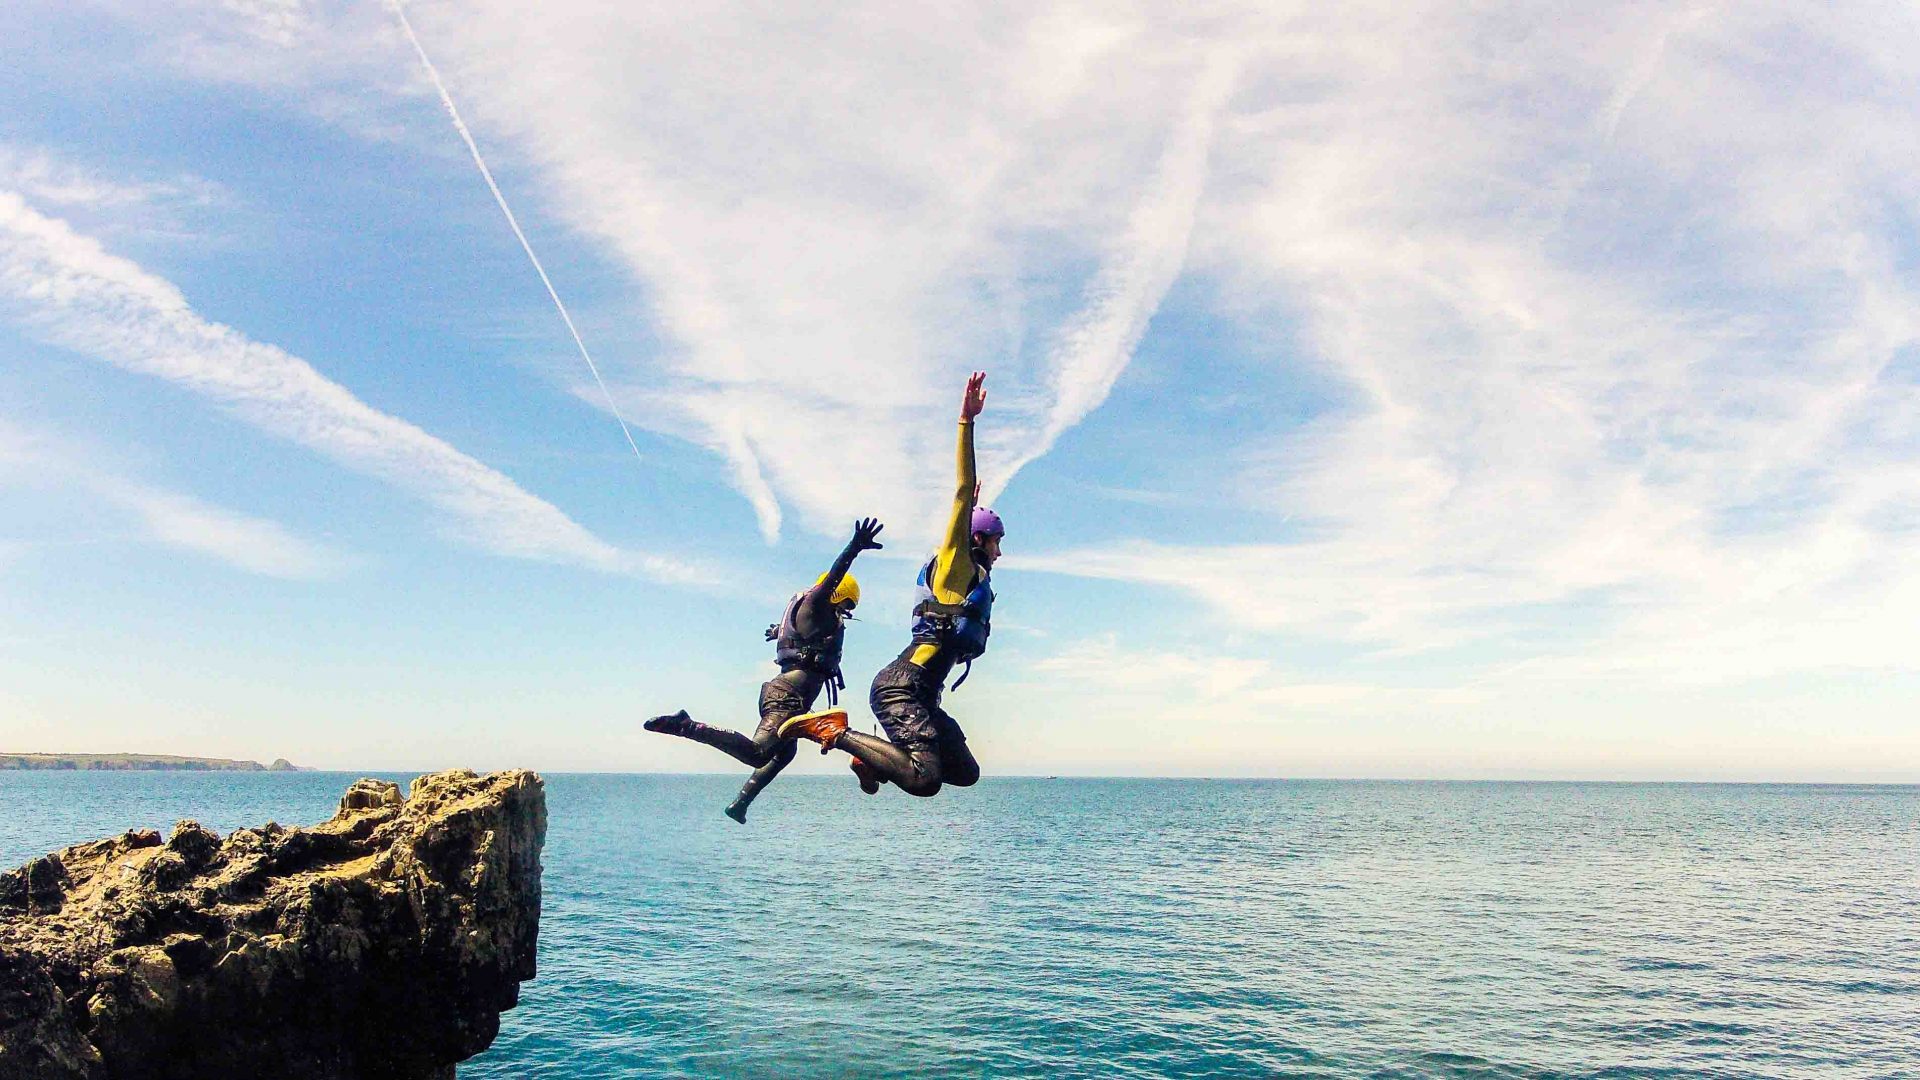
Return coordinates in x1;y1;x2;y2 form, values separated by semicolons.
2;1;1917;779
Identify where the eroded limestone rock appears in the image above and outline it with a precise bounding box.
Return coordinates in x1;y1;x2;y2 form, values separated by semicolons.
0;769;545;1080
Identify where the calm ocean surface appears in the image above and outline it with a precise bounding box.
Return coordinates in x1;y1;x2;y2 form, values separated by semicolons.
2;772;1916;1078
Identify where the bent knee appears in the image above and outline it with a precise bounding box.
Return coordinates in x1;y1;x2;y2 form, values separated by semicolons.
901;760;944;798
940;748;980;787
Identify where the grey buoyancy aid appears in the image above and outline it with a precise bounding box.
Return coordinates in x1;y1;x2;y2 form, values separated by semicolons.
766;592;846;704
910;555;993;688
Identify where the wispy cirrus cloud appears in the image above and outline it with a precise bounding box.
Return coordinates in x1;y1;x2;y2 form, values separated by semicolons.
982;49;1239;504
92;2;1242;544
99;485;338;579
0;192;705;583
0;145;222;212
380;1;1242;542
71;2;1920;691
1022;2;1920;684
1026;634;1383;708
96;479;342;580
0;420;340;579
1005;634;1916;780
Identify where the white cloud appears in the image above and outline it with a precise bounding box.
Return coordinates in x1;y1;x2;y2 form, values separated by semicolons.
0;419;37;466
213;0;311;49
1002;634;1918;779
51;3;1920;696
0;419;340;579
0;146;221;212
1020;2;1920;685
982;49;1240;503
98;480;342;580
372;1;1245;542
1026;634;1387;708
0;192;706;583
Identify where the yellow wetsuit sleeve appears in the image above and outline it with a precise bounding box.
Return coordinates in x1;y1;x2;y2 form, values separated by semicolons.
910;419;977;666
932;418;978;603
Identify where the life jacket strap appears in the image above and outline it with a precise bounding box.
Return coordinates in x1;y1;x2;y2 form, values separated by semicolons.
913;599;969;619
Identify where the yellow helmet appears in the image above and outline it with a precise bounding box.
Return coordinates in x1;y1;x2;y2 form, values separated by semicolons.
817;572;860;609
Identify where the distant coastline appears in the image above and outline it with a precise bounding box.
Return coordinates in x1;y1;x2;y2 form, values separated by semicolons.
0;754;308;772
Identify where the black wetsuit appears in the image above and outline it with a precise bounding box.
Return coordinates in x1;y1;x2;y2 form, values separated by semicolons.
647;525;869;820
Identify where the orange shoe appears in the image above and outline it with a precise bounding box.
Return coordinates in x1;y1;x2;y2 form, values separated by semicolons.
849;758;881;795
777;709;848;753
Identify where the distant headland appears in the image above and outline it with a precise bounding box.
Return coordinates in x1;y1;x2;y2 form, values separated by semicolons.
0;754;309;772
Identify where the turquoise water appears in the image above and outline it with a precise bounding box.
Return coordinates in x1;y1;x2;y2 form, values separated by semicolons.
3;773;1916;1078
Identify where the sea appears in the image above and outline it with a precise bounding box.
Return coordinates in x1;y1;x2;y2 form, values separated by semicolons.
2;772;1916;1079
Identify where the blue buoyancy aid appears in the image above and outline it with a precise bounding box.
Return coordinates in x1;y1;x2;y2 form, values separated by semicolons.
910;556;993;686
766;592;846;704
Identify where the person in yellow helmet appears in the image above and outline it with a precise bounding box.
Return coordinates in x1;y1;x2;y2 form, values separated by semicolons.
644;517;883;822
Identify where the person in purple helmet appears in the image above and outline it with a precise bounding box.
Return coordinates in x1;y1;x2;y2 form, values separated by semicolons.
782;372;1001;797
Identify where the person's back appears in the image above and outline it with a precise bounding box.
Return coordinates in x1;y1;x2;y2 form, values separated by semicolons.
768;580;848;704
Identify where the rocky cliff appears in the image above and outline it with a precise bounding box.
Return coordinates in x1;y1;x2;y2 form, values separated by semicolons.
0;769;546;1080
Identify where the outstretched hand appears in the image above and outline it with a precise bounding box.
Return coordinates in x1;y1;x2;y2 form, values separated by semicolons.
961;371;987;420
852;517;885;551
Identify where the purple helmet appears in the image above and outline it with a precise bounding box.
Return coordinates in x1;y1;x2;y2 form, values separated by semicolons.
971;506;1005;538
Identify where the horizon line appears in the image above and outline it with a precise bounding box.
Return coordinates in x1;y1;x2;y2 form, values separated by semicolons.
11;766;1917;786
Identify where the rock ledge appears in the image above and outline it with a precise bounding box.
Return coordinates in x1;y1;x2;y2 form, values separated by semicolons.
0;769;545;1080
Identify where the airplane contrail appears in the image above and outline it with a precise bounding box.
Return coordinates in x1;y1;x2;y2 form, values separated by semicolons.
982;51;1239;505
389;0;648;472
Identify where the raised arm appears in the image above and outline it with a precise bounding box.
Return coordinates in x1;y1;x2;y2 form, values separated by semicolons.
796;517;885;630
928;372;986;604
